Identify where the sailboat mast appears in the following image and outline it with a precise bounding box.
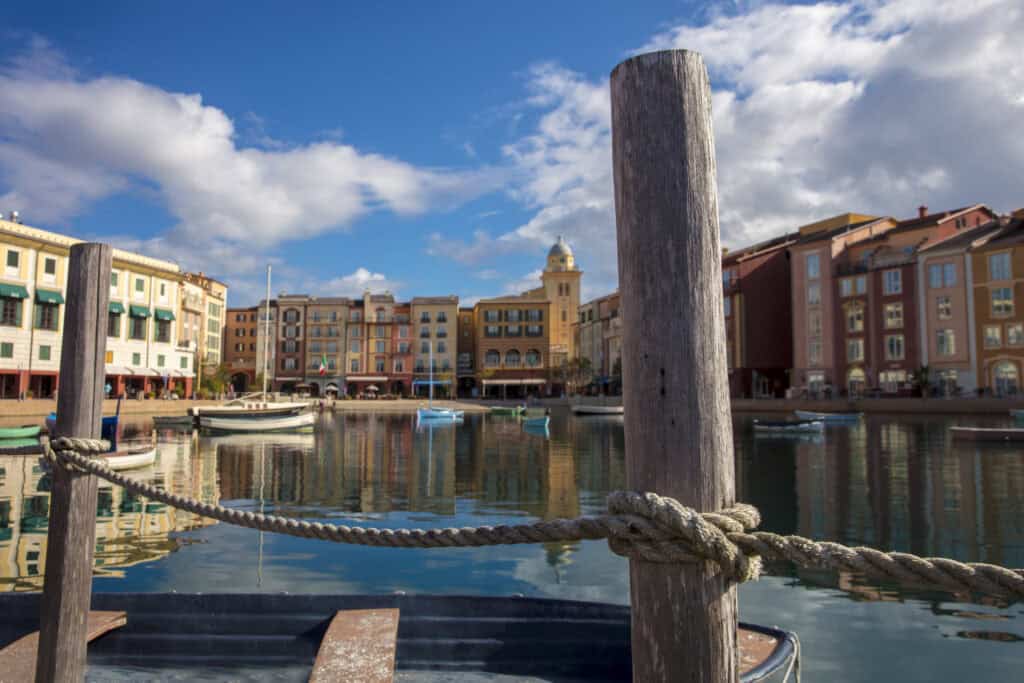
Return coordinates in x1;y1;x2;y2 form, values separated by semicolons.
262;265;271;396
428;340;434;407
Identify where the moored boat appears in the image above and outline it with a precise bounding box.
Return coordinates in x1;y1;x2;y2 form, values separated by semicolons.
490;405;526;416
199;411;316;433
152;415;195;429
0;593;798;682
794;410;863;423
0;438;45;454
0;425;41;440
416;407;464;422
522;407;550;429
189;401;308;419
950;426;1024;442
101;446;157;471
754;419;824;433
571;404;624;415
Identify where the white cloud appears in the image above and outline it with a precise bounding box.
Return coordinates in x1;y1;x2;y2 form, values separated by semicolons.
428;0;1024;301
475;269;500;280
317;267;401;298
503;269;544;296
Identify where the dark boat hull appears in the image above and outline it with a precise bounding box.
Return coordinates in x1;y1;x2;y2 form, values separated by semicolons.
0;593;796;681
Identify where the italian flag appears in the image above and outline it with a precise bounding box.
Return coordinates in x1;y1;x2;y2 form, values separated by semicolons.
319;353;327;376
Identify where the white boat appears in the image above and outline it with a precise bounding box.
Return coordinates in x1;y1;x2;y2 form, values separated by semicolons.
753;419;825;433
101;446;157;471
794;410;863;423
571;404;624;415
190;400;308;419
199;411;316;433
416;343;463;423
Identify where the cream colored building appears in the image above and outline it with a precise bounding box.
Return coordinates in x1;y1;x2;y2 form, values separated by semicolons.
179;272;227;379
0;217;194;398
521;237;582;367
411;296;458;396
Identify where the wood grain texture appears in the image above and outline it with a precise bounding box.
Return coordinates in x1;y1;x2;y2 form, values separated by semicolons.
610;50;738;682
309;609;399;683
1;611;125;683
35;243;112;683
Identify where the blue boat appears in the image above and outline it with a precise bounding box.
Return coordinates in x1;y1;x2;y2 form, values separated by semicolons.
45;398;121;445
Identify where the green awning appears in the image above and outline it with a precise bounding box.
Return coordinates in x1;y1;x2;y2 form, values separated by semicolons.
0;283;29;299
35;289;65;305
108;302;125;314
129;305;151;318
154;308;175;321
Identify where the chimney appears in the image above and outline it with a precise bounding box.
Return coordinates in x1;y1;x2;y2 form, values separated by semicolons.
918;205;928;219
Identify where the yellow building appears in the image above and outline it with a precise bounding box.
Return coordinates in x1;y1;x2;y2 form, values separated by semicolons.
521;237;582;366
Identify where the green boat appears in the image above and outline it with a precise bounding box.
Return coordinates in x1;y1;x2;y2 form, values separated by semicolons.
490;405;526;416
0;424;41;440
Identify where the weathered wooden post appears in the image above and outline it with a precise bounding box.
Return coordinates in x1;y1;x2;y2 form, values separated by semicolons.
36;243;112;682
610;51;738;681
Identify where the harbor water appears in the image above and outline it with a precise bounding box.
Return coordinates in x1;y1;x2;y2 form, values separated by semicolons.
1;410;1022;680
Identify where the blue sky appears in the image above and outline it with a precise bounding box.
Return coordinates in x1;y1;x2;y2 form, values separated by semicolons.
0;1;1021;305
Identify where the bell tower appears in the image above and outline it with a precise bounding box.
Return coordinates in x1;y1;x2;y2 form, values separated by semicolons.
540;236;582;362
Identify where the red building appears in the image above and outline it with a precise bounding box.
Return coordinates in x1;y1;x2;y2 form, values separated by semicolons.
721;232;797;398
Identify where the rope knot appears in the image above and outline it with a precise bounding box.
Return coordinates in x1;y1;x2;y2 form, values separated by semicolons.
41;436;111;472
605;491;763;583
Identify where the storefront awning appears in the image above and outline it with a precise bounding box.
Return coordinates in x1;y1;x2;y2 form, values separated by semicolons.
131;368;160;377
129;305;151;318
412;379;451;386
35;289;65;305
482;378;547;386
104;365;132;376
346;375;387;382
154;308;175;321
108;301;125;314
0;283;29;299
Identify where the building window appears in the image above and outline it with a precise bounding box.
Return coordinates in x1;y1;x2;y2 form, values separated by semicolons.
399;325;409;338
936;329;955;356
485;325;500;337
282;358;297;371
883;269;902;295
847;338;864;362
436;325;447;338
283;309;299;323
375;340;385;353
420;341;429;354
420;326;430;338
561;310;567;322
35;302;59;331
155;319;171;343
397;342;409;354
879;370;907;393
885;334;905;360
992;287;1014;316
928;264;942;289
375;325;385;338
724;297;732;317
38;345;51;361
1007;323;1023;347
283;340;298;353
375;359;385;373
943;263;956;287
309;341;322;354
505;350;521;367
6;249;19;272
884;302;903;329
807;283;821;305
846;305;863;332
1;297;22;327
525;349;541;367
506;324;521;337
485;350;500;367
484;310;499;323
157;354;165;368
506;309;520;323
437;341;447;354
807;310;822;336
437;312;447;323
806;253;820;279
989;252;1011;280
350;359;359;372
208;302;221;318
394;359;404;373
993;361;1019;395
855;276;866;295
129;316;146;340
984;325;1001;349
808;339;822;366
326;341;338;354
180;356;189;369
43;257;56;278
350;310;362;322
937;296;952;320
526;325;543;337
135;277;144;294
350;326;361;337
526;309;543;322
840;278;853;297
0;342;12;358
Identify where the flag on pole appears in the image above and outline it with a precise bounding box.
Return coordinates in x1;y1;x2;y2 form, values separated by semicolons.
319;353;327;376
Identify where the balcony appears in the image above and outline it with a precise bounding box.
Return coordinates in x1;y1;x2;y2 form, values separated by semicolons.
420;331;431;338
436;331;447;338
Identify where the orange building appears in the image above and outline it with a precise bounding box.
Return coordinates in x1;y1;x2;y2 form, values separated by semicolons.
971;216;1024;395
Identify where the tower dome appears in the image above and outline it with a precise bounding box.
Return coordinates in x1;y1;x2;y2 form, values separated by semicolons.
546;236;575;271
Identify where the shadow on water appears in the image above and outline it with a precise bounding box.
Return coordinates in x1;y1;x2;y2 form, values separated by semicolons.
0;409;1021;680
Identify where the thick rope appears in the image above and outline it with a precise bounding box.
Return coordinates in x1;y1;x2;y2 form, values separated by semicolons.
45;437;1024;599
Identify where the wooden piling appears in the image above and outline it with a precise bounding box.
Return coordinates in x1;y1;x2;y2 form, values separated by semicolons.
610;51;738;682
36;243;113;683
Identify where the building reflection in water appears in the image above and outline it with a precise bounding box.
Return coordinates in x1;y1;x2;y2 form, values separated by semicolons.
2;412;1020;600
0;433;220;592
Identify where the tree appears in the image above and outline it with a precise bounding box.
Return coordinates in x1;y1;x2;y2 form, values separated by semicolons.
560;357;593;395
200;363;232;397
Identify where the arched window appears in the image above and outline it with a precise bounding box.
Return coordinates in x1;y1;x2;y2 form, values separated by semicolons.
525;349;541;367
505;350;521;367
993;361;1019;395
847;367;866;395
485;350;500;367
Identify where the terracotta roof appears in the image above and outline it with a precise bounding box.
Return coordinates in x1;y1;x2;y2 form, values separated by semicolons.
723;232;799;264
794;218;886;245
977;216;1024;250
918;221;1006;253
892;204;994;232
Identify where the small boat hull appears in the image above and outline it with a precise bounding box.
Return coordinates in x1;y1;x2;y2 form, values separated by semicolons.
490;405;525;416
523;416;550;429
754;419;824;433
417;408;464;422
102;446;157;471
0;593;798;682
794;410;862;423
0;425;41;440
152;415;195;429
46;413;118;441
572;404;624;415
199;411;316;433
190;402;308;418
950;426;1024;442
